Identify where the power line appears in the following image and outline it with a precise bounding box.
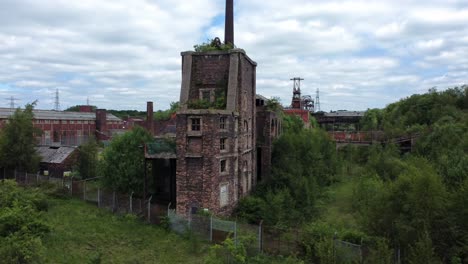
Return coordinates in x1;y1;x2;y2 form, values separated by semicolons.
315;88;321;112
54;89;60;111
5;96;19;109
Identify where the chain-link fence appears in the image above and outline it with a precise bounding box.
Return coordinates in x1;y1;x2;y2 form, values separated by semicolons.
6;169;167;226
334;239;363;263
168;211;261;255
7;169;380;263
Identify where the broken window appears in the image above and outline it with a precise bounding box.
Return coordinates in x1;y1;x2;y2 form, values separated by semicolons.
190;118;201;131
199;88;214;102
202;91;211;101
220;138;226;151
219;117;226;129
220;159;227;173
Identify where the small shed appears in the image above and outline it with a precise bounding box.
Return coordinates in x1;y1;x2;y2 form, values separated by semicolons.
36;146;78;177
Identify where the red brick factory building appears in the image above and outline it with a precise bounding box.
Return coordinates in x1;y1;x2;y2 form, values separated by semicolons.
0;106;123;146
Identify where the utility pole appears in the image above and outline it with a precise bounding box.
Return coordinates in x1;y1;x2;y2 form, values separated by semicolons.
54;89;60;111
315;88;321;112
5;96;19;109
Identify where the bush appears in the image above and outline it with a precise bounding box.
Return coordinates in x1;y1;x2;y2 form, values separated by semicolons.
0;180;50;263
0;232;45;264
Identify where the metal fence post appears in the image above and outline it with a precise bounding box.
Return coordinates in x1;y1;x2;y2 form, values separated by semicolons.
97;188;101;208
83;181;86;201
360;238;363;264
130;192;134;213
70;177;73;196
259;220;263;253
188;210;191;229
333;232;337;264
36;172;39;186
147;196;153;223
25;172;28;185
14;169;16;181
210;215;213;242
112;191;116;211
235;221;238;246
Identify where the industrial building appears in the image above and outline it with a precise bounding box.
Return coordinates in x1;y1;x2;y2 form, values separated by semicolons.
0;106;123;146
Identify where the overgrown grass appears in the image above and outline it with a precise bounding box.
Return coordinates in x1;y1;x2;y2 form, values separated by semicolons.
317;174;360;230
42;198;207;263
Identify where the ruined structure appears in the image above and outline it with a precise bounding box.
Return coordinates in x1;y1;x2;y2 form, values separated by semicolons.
175;50;257;215
175;0;257;216
255;95;281;182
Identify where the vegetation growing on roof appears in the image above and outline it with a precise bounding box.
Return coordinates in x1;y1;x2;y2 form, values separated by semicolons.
188;90;226;110
154;102;179;121
193;38;234;52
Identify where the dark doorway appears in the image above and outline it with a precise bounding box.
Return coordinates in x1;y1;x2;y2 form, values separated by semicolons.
149;158;176;208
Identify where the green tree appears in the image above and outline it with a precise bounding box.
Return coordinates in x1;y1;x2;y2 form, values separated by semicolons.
0;103;41;172
64;105;97;112
154;101;179;121
282;115;304;134
236;120;338;226
407;230;441;264
77;139;99;179
360;108;383;131
99;126;153;194
357;157;451;260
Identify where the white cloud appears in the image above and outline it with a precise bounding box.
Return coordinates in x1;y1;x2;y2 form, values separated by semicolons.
0;0;466;111
375;21;407;39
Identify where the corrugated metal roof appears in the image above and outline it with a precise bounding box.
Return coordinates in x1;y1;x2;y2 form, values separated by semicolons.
324;111;365;117
36;146;77;164
0;108;121;121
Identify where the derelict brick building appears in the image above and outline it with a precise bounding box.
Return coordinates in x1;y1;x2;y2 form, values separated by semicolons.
175;49;257;216
0;107;122;146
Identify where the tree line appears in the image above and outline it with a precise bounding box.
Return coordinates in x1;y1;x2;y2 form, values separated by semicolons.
236;85;468;263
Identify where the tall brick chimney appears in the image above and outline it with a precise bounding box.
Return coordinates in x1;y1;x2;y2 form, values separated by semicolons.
146;101;154;135
225;0;234;46
95;109;107;134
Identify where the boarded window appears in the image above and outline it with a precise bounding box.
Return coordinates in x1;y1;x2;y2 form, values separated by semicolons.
188;137;202;153
220;184;229;207
186;158;203;191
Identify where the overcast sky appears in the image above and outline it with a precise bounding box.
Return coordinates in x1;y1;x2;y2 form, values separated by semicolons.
0;0;467;111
